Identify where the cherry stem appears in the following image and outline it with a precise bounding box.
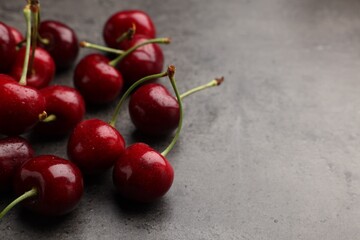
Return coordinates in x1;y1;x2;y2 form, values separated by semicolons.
80;41;124;55
0;188;37;219
19;5;32;86
116;23;136;43
108;37;171;67
161;65;183;157
28;2;39;76
109;71;169;128
41;114;57;123
180;77;224;100
38;35;49;45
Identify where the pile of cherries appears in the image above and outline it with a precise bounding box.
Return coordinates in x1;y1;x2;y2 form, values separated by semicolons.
0;1;223;219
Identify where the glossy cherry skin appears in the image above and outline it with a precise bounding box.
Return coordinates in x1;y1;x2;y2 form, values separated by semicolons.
0;22;17;73
10;46;55;89
68;119;126;175
0;74;46;136
117;35;164;86
129;83;179;136
0;137;34;192
113;143;174;202
8;25;24;44
103;10;156;49
74;53;124;104
38;20;79;70
33;85;85;136
13;155;84;216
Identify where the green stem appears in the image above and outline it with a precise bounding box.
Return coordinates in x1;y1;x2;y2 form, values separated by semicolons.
116;23;136;43
109;37;171;67
80;41;124;55
0;188;38;219
28;4;39;76
180;77;224;100
19;5;32;86
161;65;183;157
41;114;57;123
109;71;168;127
38;35;49;45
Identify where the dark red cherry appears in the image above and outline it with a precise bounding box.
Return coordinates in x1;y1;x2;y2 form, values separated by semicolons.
33;85;85;136
67;119;126;175
13;155;84;216
113;143;174;202
0;22;17;73
8;25;24;44
73;53;124;104
103;10;156;49
38;20;79;70
0;137;34;192
0;74;46;136
10;46;55;89
117;35;164;86
129;83;179;136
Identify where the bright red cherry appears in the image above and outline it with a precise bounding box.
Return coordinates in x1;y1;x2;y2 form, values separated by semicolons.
117;35;164;86
113;143;174;202
0;137;34;192
8;25;24;44
38;20;79;70
0;22;17;73
33;85;85;136
10;46;55;89
0;74;46;136
103;10;156;49
67;119;126;175
129;83;179;136
73;53;124;104
11;155;84;216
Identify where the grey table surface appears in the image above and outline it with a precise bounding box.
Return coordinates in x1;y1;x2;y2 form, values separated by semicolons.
1;0;360;239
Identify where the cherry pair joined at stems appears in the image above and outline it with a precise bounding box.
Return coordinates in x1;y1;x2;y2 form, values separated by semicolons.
74;36;169;104
0;6;47;136
112;65;183;202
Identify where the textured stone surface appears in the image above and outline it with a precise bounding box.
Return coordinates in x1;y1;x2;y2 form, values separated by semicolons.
1;0;360;239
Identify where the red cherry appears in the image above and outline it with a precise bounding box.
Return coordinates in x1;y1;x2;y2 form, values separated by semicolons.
73;53;124;104
33;85;85;136
8;25;24;44
113;143;174;202
67;119;126;175
103;10;156;49
12;155;84;216
117;35;164;86
0;137;34;192
10;46;55;89
129;83;179;136
38;20;79;70
0;74;46;136
129;78;224;136
0;22;17;73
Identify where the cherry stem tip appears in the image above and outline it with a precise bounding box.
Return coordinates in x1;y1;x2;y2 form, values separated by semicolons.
215;76;224;85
